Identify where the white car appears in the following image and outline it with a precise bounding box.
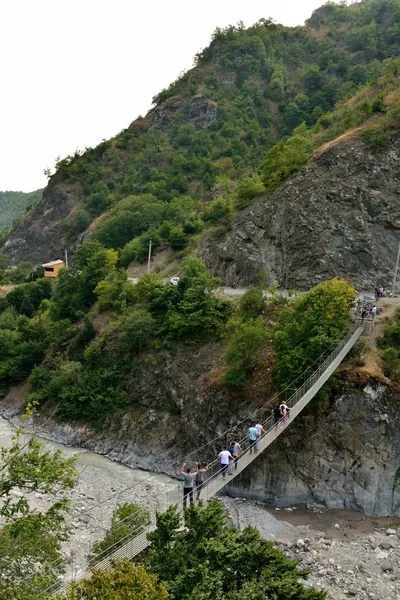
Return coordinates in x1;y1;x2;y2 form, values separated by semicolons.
170;277;180;286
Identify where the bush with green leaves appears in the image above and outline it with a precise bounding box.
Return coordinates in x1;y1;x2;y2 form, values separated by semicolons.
8;261;34;284
119;308;155;352
5;277;52;317
89;503;150;565
144;500;325;600
140;258;229;339
262;123;311;193
59;560;168;600
221;317;268;386
27;337;128;423
235;174;265;209
239;284;266;320
0;309;46;392
272;278;356;389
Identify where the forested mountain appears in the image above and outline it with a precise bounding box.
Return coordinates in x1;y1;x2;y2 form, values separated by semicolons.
0;188;42;231
1;6;400;593
4;0;400;267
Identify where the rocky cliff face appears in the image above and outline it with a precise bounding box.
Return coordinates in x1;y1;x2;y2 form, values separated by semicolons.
2;336;399;516
226;384;400;516
4;179;80;265
200;135;400;290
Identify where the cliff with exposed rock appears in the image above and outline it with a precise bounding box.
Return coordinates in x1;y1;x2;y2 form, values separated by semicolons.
200;134;400;290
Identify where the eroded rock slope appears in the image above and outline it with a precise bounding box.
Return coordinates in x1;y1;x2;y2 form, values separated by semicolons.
200;135;400;289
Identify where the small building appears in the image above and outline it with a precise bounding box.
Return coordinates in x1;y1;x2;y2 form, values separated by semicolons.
42;259;64;278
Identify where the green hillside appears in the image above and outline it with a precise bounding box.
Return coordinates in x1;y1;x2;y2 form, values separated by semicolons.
42;0;400;261
0;0;399;426
0;188;43;230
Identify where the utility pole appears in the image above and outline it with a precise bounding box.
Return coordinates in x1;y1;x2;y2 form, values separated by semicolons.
65;248;68;268
392;240;400;297
147;238;152;273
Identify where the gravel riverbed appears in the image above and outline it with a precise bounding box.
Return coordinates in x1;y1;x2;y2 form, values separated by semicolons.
222;497;400;600
2;416;399;598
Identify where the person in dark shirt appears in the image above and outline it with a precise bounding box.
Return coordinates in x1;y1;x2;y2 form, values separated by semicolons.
273;404;281;427
180;463;198;507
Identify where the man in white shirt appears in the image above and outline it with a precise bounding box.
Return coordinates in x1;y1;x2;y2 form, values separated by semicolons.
255;422;266;450
279;401;291;424
218;446;233;479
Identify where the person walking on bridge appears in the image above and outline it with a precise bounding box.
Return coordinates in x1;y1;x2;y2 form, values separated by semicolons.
273;404;282;428
255;422;266;450
279;400;291;424
231;439;242;470
218;446;233;479
249;424;258;454
195;462;209;500
180;463;198;508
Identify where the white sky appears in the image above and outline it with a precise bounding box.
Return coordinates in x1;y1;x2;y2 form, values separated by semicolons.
0;0;342;192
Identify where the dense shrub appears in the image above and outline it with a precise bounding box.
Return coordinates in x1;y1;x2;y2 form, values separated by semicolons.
61;561;168;600
239;285;266;320
0;309;46;391
221;317;268;386
5;278;52;317
119;308;155;352
50;241;118;321
235;174;265;209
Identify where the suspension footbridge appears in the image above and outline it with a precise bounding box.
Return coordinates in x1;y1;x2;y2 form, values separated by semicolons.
47;321;364;595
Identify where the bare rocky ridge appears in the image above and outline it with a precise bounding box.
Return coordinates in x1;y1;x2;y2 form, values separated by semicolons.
200;135;400;289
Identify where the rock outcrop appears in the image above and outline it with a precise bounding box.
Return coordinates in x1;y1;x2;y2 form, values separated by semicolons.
4;179;80;265
200;135;400;290
226;384;400;516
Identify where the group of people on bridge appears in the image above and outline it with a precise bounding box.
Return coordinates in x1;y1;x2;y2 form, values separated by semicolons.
180;401;291;507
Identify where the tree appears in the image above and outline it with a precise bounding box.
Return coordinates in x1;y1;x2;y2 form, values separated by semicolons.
272;278;356;389
158;258;229;339
145;501;326;600
168;226;188;250
88;503;150;565
59;560;168;600
0;419;77;600
50;241;118;321
262;123;311;192
221;317;268;386
6;278;52;317
8;261;34;284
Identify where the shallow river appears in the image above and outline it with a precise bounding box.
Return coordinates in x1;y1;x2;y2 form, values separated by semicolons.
0;415;180;578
